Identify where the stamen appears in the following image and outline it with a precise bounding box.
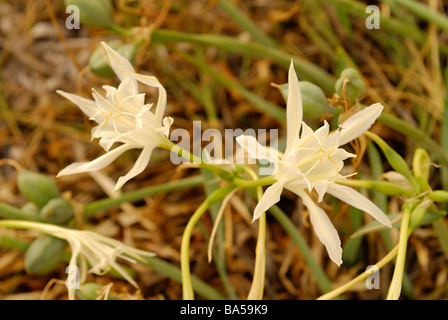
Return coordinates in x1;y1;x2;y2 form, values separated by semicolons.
327;153;337;164
304;159;321;175
100;111;113;128
116;94;138;111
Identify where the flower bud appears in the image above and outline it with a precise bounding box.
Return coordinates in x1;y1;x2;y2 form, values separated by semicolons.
20;202;41;221
381;171;413;191
279;81;339;119
39;197;74;225
24;236;67;275
409;199;433;230
428;190;448;202
76;283;118;300
335;68;365;101
76;283;103;300
365;132;419;191
17;170;61;208
64;0;114;29
412;148;431;191
89;40;138;78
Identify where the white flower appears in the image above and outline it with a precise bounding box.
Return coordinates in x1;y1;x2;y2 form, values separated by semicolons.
0;220;154;300
236;61;391;266
57;42;173;192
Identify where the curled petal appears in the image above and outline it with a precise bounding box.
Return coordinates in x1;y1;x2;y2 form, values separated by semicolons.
327;183;392;227
296;189;343;266
338;103;384;145
253;181;284;221
57;144;133;177
124;73;167;123
113;145;156;192
162;116;174;137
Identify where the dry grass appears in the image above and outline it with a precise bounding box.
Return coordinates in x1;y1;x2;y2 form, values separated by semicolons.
0;0;447;300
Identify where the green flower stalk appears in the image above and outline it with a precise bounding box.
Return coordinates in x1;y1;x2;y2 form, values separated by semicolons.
364;131;420;191
387;199;432;300
181;185;236;300
336;179;414;197
247;177;266;300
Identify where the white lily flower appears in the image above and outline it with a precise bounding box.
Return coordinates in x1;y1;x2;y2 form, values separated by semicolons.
57;42;173;192
0;220;154;300
236;61;391;266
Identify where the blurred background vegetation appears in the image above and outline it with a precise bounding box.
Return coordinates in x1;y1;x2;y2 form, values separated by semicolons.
0;0;447;300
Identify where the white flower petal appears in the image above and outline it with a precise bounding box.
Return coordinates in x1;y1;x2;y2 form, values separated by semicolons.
124;73;167;123
339;103;384;145
253;181;284;221
314;120;330;144
327;183;392;227
331;148;356;162
296;189;343;266
162;116;174;137
235;135;278;163
299;121;314;139
285;61;303;154
312;181;329;203
57;144;133;177
101;42;138;94
113;145;156;192
57;90;97;118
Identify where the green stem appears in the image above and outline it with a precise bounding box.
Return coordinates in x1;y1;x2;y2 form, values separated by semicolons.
107;23;133;36
247;209;266;300
83;175;205;217
150;29;336;93
386;204;412;300
243;167;266;300
390;0;448;32
320;0;448;55
177;51;287;123
217;0;277;48
143;256;226;300
378;113;448;167
364;131;420;190
0;202;42;221
159;138;232;181
335;179;414;197
317;245;399;300
181;184;236;299
233;175;276;189
201;168;238;300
